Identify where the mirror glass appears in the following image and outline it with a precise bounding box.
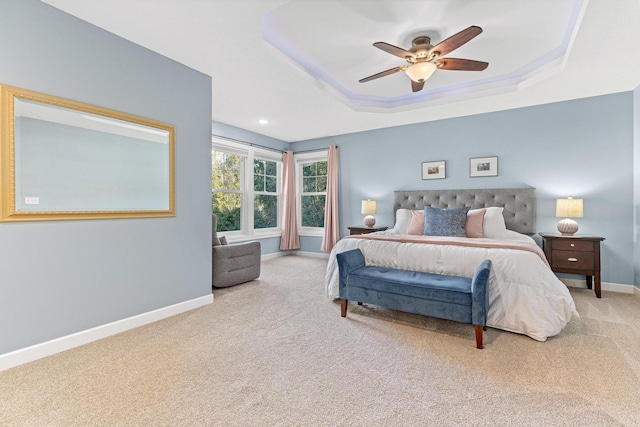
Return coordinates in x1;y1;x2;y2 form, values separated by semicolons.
1;85;175;221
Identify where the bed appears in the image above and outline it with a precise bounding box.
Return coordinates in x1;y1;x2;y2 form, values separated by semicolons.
325;188;578;342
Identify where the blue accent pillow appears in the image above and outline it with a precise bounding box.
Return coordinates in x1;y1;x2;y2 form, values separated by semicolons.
423;206;471;237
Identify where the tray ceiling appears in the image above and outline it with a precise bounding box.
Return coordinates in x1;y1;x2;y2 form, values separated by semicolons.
42;0;640;142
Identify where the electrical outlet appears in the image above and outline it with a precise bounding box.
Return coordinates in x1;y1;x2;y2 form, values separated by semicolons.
25;196;39;205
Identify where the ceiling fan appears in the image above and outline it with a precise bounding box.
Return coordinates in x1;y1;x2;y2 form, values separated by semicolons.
359;26;489;93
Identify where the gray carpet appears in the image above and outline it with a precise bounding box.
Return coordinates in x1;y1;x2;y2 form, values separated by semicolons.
1;255;639;426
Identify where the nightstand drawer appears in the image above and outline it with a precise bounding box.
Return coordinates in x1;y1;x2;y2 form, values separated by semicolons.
552;250;594;270
553;240;594;252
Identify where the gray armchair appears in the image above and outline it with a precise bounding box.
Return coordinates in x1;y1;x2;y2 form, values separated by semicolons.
212;214;261;288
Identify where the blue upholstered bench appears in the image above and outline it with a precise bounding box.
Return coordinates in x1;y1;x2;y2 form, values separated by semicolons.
336;249;492;349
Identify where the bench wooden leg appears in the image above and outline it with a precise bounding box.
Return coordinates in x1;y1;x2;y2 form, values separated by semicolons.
474;325;484;349
341;299;348;317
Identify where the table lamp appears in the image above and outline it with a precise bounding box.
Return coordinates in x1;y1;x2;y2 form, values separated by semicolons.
555;197;583;235
361;199;377;227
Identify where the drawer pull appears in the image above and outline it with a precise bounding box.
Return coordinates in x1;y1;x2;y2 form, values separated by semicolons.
567;257;578;262
570;243;575;247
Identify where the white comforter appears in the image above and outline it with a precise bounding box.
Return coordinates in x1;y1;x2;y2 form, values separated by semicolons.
325;232;578;342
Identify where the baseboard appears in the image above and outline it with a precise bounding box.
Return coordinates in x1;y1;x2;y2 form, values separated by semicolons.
0;294;213;372
263;250;330;260
262;251;289;261
288;250;330;259
559;278;636;294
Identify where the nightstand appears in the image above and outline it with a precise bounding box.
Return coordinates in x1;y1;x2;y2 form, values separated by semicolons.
348;226;388;235
539;233;605;298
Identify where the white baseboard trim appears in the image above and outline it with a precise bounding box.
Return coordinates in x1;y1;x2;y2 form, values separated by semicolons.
0;294;213;372
262;251;289;261
288;250;330;259
262;250;330;260
559;278;636;294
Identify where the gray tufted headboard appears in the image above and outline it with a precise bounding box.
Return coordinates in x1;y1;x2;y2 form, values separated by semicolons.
394;188;536;235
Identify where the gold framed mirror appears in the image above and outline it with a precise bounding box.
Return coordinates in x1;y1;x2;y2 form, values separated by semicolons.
0;84;175;221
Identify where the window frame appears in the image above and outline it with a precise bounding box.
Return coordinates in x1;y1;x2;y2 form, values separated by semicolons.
252;157;279;231
295;150;328;237
212;137;282;241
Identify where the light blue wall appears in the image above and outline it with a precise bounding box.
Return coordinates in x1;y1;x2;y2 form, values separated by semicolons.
294;93;635;286
0;1;212;354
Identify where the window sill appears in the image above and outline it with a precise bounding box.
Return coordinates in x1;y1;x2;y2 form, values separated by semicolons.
218;228;323;242
298;228;324;238
222;230;281;244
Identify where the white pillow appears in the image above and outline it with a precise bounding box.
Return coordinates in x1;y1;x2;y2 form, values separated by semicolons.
388;208;412;234
483;207;507;238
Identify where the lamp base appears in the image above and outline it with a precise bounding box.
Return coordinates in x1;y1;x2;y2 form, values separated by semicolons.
557;218;578;236
364;215;376;227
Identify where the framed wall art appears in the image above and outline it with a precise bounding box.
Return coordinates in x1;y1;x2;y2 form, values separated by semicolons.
469;156;498;178
421;160;446;180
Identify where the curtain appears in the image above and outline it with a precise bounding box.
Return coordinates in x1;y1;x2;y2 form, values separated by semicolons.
280;150;300;250
321;145;340;252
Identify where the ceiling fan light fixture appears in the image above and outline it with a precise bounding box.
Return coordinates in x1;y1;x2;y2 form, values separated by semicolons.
405;61;437;83
360;26;486;93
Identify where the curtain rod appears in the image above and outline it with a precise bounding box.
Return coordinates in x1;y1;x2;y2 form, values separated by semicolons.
212;133;335;155
292;147;335;154
211;134;282;153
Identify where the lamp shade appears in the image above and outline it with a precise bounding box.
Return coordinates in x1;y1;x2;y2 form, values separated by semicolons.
405;62;437;82
361;199;377;215
555;198;583;218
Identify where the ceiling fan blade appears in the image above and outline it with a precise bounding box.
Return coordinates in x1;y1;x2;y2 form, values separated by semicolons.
436;58;488;71
430;26;483;58
373;41;414;59
359;66;405;83
411;80;425;92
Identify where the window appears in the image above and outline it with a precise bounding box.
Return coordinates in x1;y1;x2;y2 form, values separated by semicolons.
212;151;242;232
253;158;278;229
212;138;281;238
295;151;328;235
301;160;327;227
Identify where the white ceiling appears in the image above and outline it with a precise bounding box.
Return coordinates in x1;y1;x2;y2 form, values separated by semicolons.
42;0;640;143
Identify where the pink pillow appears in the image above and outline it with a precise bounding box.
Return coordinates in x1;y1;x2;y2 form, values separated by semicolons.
465;208;486;238
406;210;425;235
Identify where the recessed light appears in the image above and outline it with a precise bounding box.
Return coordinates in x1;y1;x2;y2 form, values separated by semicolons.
258;118;269;125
